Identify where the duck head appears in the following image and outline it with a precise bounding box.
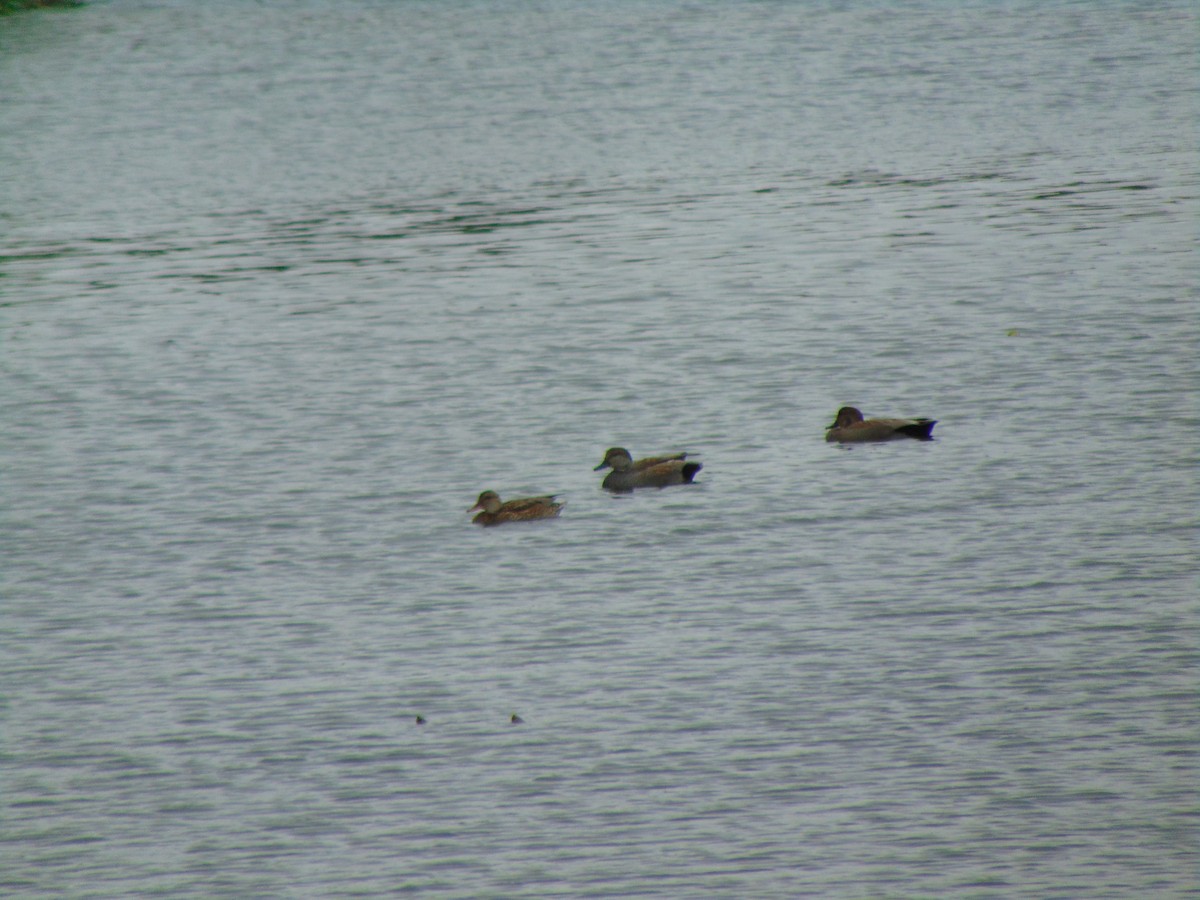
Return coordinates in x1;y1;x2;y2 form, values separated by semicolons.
829;407;864;429
594;447;633;472
469;490;502;514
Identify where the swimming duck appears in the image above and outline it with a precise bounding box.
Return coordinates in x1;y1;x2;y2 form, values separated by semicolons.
825;406;936;443
593;447;702;492
468;490;563;526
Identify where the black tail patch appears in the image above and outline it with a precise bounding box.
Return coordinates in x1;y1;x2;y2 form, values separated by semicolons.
898;420;936;441
682;462;703;483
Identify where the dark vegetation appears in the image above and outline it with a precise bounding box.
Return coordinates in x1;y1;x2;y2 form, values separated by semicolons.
0;0;84;15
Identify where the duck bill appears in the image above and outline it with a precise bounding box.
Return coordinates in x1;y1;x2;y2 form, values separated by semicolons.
593;462;610;471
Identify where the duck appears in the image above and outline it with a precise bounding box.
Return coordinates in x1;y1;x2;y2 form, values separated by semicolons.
593;447;702;492
468;490;563;526
825;406;936;443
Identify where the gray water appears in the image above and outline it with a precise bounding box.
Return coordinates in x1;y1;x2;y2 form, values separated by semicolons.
2;1;1197;897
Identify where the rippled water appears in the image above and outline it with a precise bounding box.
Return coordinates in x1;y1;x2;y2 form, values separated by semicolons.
2;1;1197;897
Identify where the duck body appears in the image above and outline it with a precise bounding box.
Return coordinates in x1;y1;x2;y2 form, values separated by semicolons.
469;490;563;526
594;447;702;492
826;406;936;443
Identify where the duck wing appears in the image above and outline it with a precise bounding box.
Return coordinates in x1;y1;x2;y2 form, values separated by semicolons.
631;453;687;471
499;495;560;513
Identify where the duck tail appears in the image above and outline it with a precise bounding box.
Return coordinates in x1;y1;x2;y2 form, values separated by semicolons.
898;420;936;441
681;462;703;483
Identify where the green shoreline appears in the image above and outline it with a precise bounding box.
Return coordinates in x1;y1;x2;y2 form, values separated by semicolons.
0;0;85;14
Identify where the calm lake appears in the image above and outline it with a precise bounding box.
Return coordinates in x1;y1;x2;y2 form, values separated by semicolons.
2;1;1197;896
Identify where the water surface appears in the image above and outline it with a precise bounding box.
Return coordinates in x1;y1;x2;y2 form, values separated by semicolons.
2;1;1197;897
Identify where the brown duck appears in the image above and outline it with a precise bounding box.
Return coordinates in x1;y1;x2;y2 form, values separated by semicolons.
468;490;563;526
826;406;936;443
594;447;702;492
